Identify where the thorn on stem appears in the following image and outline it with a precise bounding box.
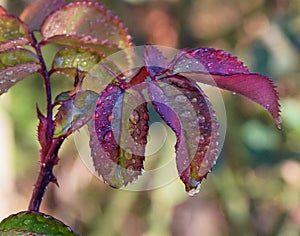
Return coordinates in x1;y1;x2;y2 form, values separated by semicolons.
51;175;60;188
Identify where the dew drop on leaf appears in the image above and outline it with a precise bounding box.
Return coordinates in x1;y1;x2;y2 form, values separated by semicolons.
191;97;198;103
104;131;113;142
181;110;192;118
187;184;201;197
198;115;206;123
175;94;188;103
129;110;140;124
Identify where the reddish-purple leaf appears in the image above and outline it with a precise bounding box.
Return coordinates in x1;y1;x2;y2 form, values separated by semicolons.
20;0;66;31
169;48;250;74
147;75;219;194
91;82;149;187
168;48;280;124
41;2;132;54
143;44;169;78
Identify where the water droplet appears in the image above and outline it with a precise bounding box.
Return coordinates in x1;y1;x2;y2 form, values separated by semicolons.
141;137;147;145
175;95;188;103
125;151;132;159
207;62;213;69
265;104;270;110
192;97;198;103
135;128;141;135
107;84;114;91
114;165;122;179
232;92;237;95
198;115;205;123
187;184;201;196
143;113;149;120
275;116;282;129
104;131;112;142
127;166;134;176
81;61;87;67
129;110;140;124
181;110;191;118
24;219;32;225
5;70;13;76
197;135;205;144
94;112;100;119
103;162;110;170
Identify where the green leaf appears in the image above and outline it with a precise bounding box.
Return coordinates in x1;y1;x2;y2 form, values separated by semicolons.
52;46;105;78
20;0;66;31
0;49;40;95
0;49;38;68
54;90;98;137
41;2;132;54
0;211;78;235
0;14;31;52
54;91;71;104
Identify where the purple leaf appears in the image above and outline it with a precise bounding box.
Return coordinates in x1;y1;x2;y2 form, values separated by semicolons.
143;44;169;78
147;75;219;194
91;82;149;187
169;48;280;124
169;48;250;74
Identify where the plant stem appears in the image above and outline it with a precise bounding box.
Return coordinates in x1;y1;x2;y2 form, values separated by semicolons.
28;33;59;212
31;32;54;142
28;138;64;212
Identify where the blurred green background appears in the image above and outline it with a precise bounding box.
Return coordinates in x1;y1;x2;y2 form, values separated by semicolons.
0;0;300;235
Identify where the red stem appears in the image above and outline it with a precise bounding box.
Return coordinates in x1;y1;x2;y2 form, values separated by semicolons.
28;33;60;212
31;32;54;141
28;138;64;212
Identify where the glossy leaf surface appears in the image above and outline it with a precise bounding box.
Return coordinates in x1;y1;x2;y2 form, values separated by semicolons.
0;211;78;235
0;13;31;52
148;75;218;194
0;49;40;95
0;49;38;68
20;0;66;31
91;82;149;187
41;2;132;54
169;48;280;123
52;46;104;78
87;45;279;195
54;90;98;138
